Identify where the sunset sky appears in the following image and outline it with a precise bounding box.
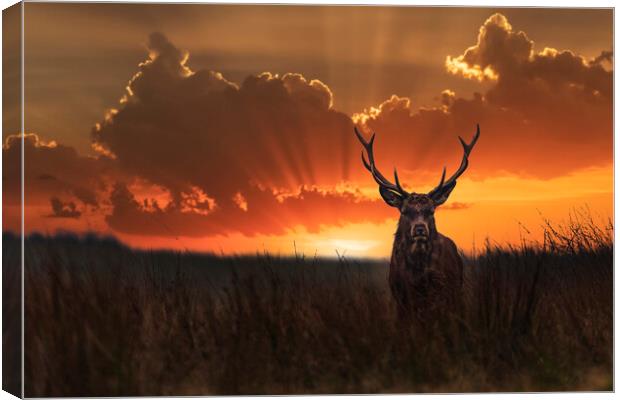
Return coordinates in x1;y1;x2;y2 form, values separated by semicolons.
3;4;613;257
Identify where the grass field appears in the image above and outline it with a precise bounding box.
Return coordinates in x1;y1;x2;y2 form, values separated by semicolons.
3;213;613;395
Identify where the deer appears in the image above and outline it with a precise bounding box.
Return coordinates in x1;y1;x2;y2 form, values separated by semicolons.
354;124;480;322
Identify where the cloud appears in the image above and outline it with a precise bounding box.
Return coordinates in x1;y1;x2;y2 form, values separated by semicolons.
2;133;114;211
445;13;530;81
354;13;612;181
446;14;611;96
3;34;407;238
93;33;356;211
105;182;394;237
442;202;470;211
48;197;81;219
444;13;612;125
8;19;611;240
105;178;473;237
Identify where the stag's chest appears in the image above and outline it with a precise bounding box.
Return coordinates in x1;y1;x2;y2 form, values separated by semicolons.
389;238;447;285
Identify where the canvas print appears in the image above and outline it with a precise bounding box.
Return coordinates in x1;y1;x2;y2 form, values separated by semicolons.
2;3;613;396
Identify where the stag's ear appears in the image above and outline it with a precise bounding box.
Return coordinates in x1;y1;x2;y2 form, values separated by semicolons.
379;187;405;208
431;182;456;206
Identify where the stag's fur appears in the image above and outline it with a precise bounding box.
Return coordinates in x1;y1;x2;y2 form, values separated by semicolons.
386;195;464;321
390;227;463;321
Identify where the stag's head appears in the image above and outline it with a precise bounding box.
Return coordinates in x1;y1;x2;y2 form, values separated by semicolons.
355;125;480;255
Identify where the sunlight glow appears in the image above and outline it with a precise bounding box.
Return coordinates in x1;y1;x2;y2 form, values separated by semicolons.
320;239;381;256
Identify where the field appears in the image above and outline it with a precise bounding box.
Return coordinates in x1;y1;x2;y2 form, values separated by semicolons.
3;214;613;396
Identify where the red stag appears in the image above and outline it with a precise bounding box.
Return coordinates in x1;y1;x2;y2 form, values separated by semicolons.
355;125;480;320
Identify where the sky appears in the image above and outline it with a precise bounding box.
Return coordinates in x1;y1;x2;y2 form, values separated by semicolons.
3;4;613;257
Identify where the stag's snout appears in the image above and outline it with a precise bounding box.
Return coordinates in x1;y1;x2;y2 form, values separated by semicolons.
412;224;428;238
410;223;431;254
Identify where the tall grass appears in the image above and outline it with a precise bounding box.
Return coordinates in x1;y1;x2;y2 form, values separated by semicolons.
2;229;21;397
9;213;613;395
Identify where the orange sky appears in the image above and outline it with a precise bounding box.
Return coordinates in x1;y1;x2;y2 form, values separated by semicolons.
3;5;613;257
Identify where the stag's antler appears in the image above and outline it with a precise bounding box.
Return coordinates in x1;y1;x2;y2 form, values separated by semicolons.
428;124;480;201
354;127;409;197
